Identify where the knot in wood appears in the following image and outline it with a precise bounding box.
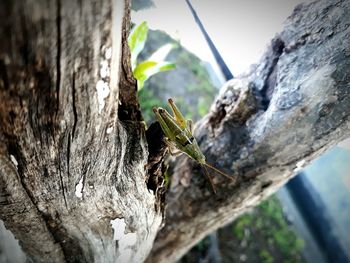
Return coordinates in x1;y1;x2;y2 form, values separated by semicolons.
209;79;258;129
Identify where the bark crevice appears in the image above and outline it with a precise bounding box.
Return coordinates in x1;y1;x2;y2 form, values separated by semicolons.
56;0;61;115
258;37;285;110
145;122;168;213
71;71;78;138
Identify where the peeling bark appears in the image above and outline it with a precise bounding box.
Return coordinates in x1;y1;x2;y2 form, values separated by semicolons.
148;1;350;262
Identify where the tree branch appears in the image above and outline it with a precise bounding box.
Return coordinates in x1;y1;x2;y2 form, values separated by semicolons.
148;0;350;262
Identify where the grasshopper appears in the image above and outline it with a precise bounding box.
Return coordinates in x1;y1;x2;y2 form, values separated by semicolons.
152;98;234;193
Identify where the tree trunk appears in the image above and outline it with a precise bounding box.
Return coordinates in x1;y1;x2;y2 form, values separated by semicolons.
148;0;350;262
0;0;349;263
0;0;163;262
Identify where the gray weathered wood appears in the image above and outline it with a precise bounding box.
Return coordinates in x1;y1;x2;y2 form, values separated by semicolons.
0;0;162;262
1;0;350;262
148;0;350;262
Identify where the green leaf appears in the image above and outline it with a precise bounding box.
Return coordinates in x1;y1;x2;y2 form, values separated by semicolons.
133;60;175;91
133;61;157;80
137;79;146;91
128;21;149;70
148;43;174;62
157;61;176;72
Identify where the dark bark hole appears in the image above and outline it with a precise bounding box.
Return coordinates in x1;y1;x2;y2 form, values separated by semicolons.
261;180;273;190
145;122;167;211
8;111;16;123
7;141;24;172
145;122;167;190
43;167;49;178
27;67;59;141
259;37;285;110
0;60;9;89
117;71;142;121
209;106;226;128
118;103;142;121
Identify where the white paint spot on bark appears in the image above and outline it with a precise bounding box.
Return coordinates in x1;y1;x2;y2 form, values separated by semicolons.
111;218;137;262
294;159;306;172
100;60;110;78
106;126;113;134
75;177;84;198
105;47;112;60
96;80;110;113
9;155;18;167
100;68;107;78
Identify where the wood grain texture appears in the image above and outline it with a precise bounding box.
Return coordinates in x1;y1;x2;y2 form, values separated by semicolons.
0;0;162;262
1;0;350;262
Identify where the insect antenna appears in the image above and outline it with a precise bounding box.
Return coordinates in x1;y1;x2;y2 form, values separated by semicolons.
201;164;217;194
203;162;235;181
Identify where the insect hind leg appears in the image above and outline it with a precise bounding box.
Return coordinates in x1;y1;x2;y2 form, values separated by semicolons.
165;139;183;156
202;165;217;194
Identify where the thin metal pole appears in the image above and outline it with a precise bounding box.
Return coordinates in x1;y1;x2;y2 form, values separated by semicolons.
185;0;234;81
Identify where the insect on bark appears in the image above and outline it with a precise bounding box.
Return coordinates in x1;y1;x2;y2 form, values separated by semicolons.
152;98;235;193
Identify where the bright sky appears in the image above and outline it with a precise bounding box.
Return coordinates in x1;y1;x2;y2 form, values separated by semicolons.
131;0;309;80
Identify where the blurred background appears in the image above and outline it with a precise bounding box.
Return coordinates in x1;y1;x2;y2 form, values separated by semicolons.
1;1;349;262
131;0;350;262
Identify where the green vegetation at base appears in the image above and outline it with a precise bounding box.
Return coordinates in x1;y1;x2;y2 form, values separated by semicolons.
180;195;305;263
229;195;305;263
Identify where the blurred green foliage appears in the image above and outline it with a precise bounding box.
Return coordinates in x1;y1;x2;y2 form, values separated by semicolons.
260;249;274;263
180;196;305;263
138;87;164;124
231;195;305;262
232;214;253;240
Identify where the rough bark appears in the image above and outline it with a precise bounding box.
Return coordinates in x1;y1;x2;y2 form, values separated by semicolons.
0;0;162;262
148;0;350;262
1;0;350;262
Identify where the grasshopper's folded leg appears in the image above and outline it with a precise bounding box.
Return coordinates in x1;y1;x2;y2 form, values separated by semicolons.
153;107;174;140
153;107;183;156
165;139;183;156
168;98;187;129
